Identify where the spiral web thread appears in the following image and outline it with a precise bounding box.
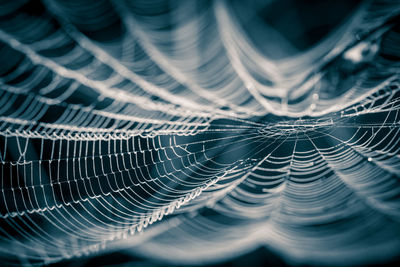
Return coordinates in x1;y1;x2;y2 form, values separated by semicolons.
0;0;400;265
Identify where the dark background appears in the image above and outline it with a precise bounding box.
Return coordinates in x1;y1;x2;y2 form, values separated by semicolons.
49;246;400;267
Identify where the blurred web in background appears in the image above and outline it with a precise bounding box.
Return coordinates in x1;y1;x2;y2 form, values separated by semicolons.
0;0;400;266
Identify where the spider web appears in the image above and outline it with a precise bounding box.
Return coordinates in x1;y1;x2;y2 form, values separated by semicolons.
0;0;400;266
